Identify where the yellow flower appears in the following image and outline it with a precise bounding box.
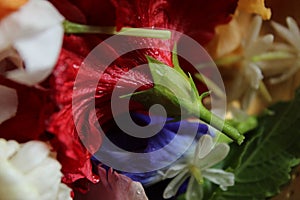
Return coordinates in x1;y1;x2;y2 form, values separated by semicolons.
238;0;271;20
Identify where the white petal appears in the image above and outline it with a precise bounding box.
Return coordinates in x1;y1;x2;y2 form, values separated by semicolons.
0;0;64;46
26;157;62;194
0;0;64;85
10;141;49;173
195;135;214;159
286;17;300;51
0;139;72;200
0;85;18;124
244;16;262;48
5;140;20;159
57;184;72;200
0;159;39;199
198;143;230;169
245;34;274;57
185;177;203;200
245;63;263;89
269;64;300;84
202;168;235;190
0;139;20;160
7;24;64;85
163;164;187;179
163;169;189;199
272;18;300;51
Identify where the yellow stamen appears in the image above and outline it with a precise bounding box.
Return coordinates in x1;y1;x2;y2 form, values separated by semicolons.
189;165;204;185
238;0;271;20
0;0;28;20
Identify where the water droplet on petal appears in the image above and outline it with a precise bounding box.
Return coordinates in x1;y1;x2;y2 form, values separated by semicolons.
123;67;129;72
92;174;100;183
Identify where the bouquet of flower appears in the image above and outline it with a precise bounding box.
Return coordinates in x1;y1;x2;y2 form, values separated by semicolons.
1;0;300;199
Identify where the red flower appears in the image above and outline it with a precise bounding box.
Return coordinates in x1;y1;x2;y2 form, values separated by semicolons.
47;36;102;185
47;0;238;188
48;35;153;185
112;0;237;45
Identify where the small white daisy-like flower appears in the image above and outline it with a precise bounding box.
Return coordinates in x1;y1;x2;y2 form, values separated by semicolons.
0;0;64;85
219;15;300;112
161;135;234;200
0;139;72;200
229;15;273;110
268;17;300;84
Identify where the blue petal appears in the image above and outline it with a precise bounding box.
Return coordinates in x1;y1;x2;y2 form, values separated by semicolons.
92;112;209;185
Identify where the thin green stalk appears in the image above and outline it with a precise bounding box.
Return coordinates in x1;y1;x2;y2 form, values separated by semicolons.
251;51;295;62
63;20;171;39
199;92;245;145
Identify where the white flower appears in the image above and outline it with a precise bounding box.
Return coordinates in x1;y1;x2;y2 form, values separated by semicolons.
161;135;234;200
229;15;273;110
0;139;72;200
268;17;300;84
0;0;64;85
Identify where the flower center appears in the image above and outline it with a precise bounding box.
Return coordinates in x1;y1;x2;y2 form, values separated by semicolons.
189;165;204;184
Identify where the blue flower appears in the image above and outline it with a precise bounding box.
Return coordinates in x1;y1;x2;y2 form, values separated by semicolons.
92;112;209;186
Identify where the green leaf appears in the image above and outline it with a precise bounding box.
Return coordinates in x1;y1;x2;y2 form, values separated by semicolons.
210;88;300;200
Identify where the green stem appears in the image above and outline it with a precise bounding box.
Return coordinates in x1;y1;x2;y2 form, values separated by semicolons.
199;92;245;145
214;55;243;66
214;51;295;67
259;81;272;103
63;20;171;39
251;51;295;62
194;73;226;99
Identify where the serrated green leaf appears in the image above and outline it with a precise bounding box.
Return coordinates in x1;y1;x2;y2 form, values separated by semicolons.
210;88;300;200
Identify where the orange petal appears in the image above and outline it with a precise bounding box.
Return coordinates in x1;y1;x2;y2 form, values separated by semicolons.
238;0;271;20
0;0;28;20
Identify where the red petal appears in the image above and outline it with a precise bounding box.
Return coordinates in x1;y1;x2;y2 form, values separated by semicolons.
0;77;53;142
48;35;153;185
50;0;116;26
74;167;148;200
50;0;87;24
48;105;99;184
48;42;101;184
112;0;238;45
